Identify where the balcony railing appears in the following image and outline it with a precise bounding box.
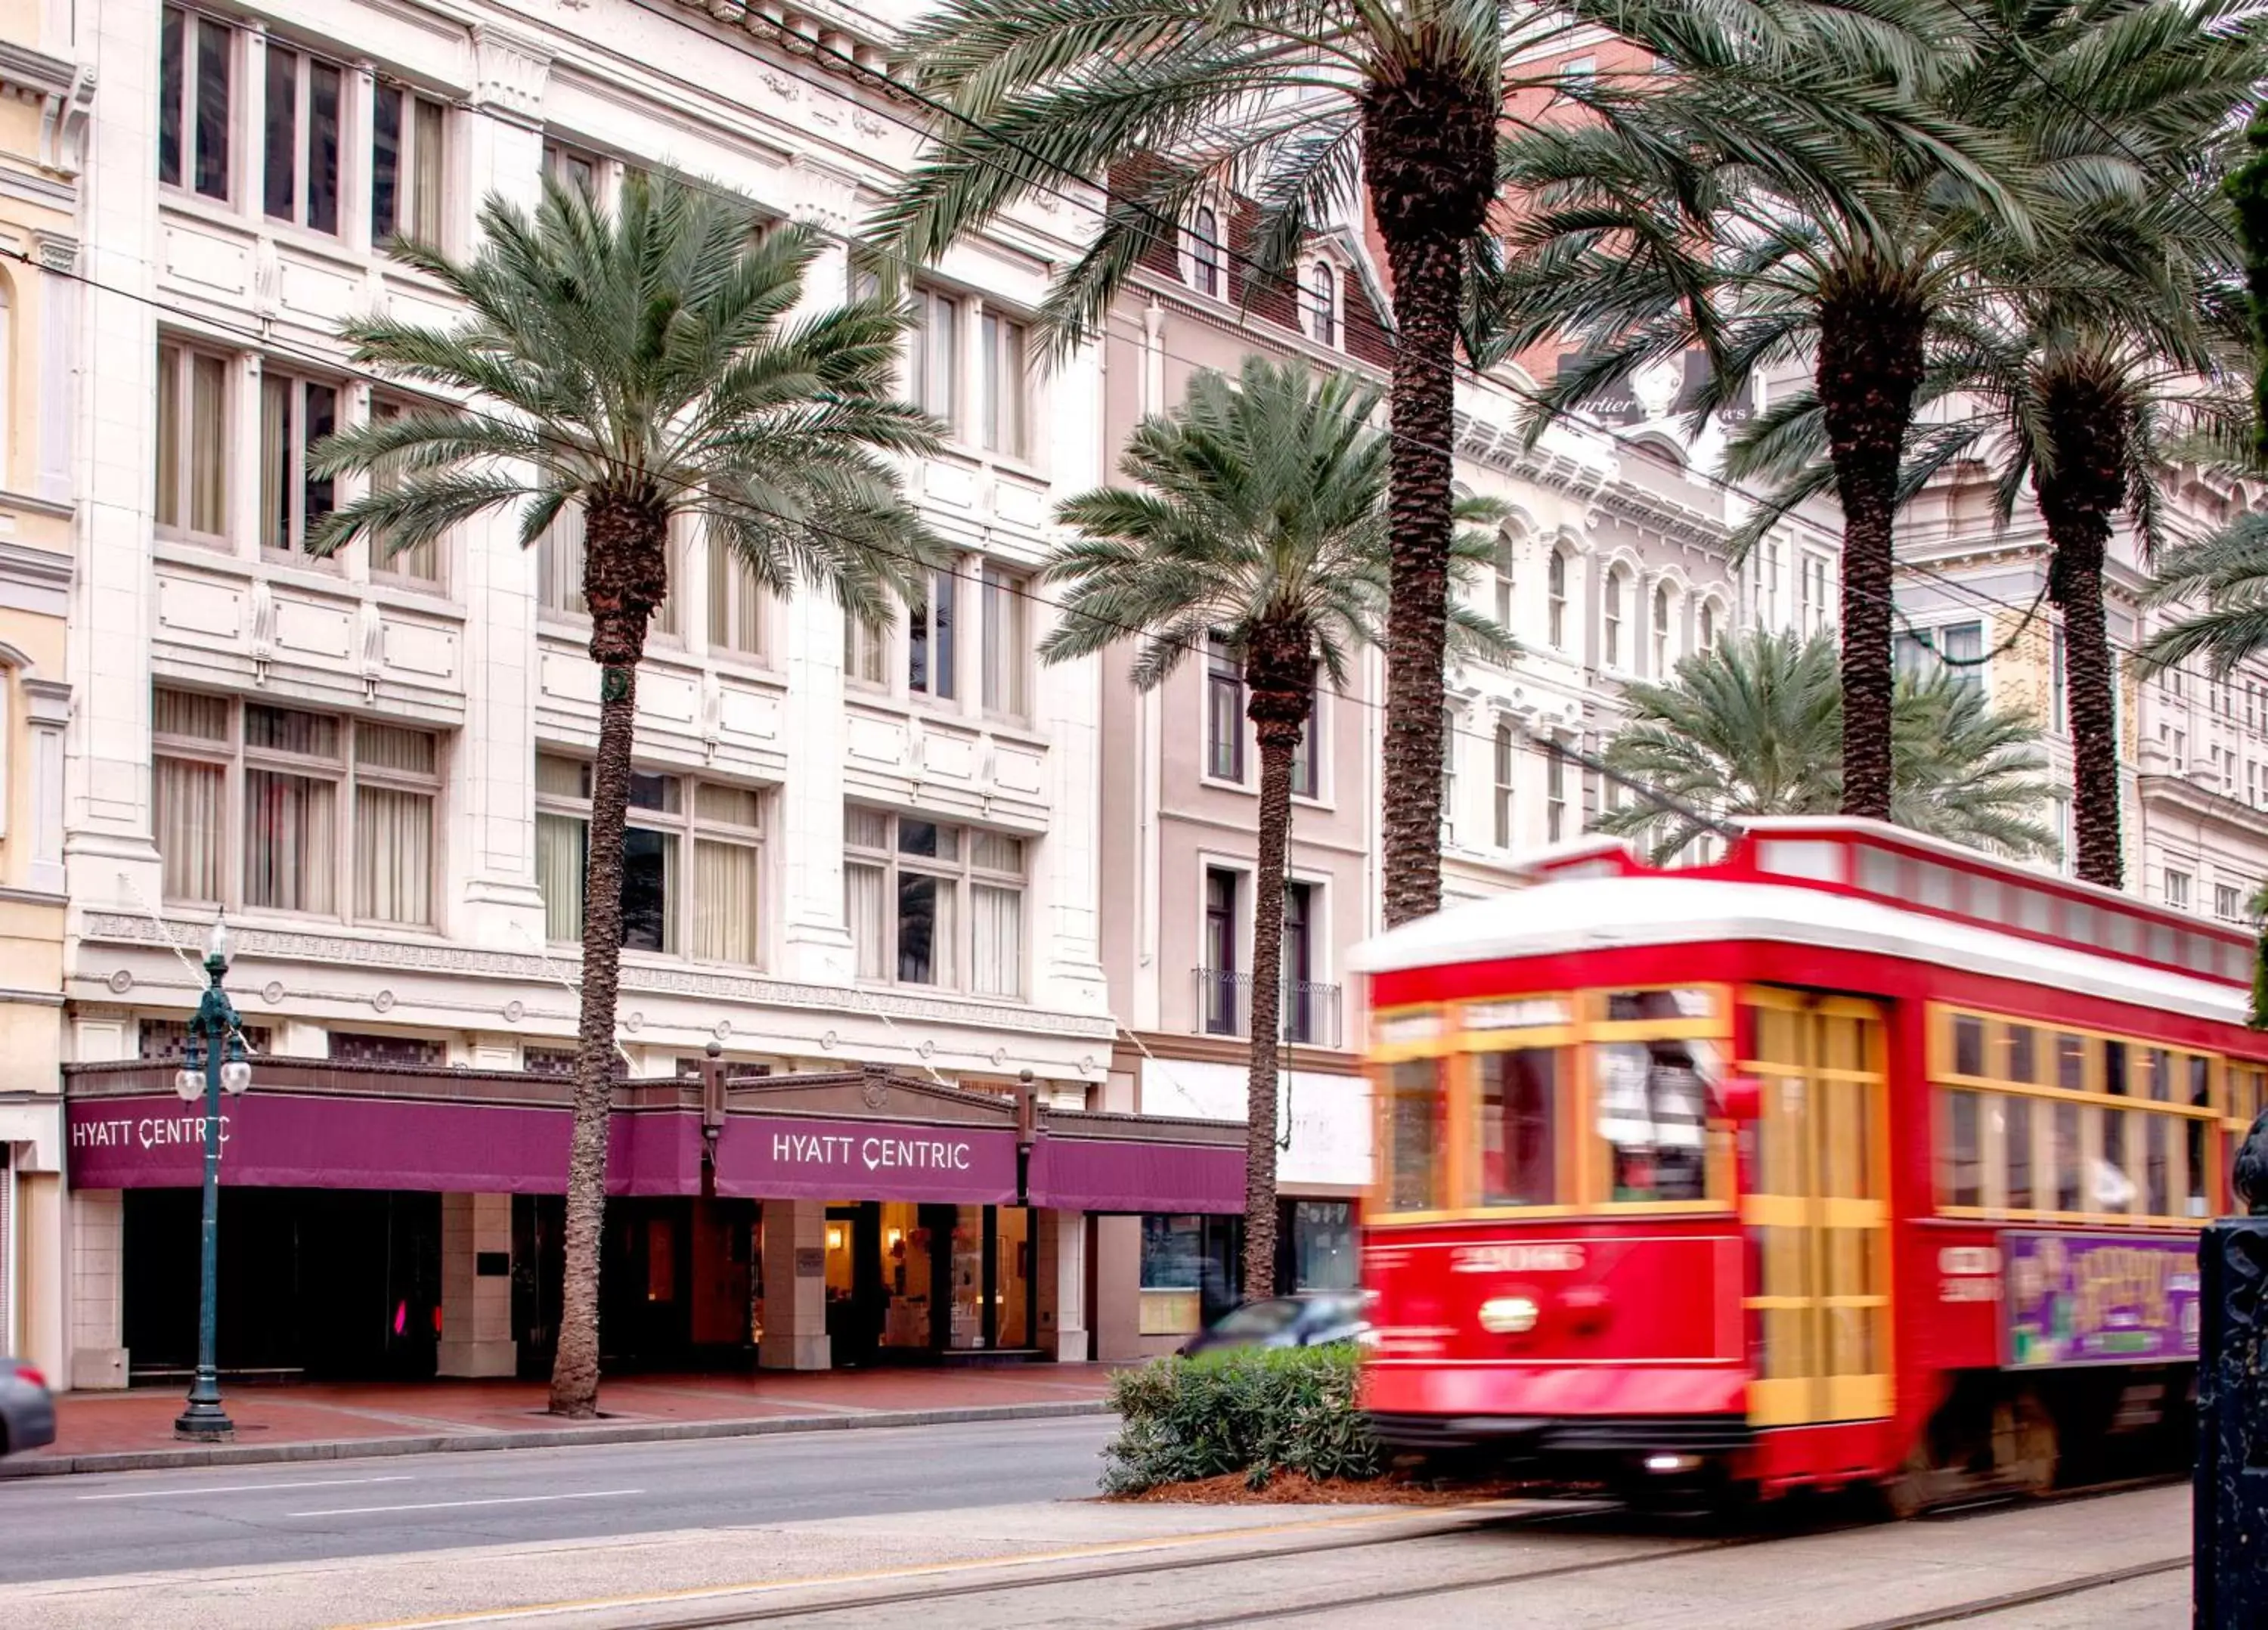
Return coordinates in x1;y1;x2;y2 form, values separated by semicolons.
1191;968;1344;1049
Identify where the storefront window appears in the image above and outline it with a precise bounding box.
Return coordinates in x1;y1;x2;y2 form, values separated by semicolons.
1140;1213;1241;1334
1282;1200;1357;1291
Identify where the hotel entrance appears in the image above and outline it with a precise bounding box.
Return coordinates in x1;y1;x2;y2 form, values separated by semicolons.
821;1201;1034;1364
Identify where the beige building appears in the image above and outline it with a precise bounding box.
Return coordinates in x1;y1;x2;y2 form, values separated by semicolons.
0;8;87;1375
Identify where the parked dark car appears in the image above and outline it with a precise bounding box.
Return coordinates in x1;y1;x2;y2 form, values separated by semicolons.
1177;1291;1371;1357
0;1358;54;1456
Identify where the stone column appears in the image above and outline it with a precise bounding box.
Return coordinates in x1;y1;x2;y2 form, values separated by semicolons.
1091;1213;1144;1363
435;1193;516;1377
758;1198;830;1370
1034;1207;1088;1362
66;1188;125;1390
31;233;77;507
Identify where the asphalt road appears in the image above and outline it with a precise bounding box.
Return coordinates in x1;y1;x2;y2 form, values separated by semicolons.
0;1413;1114;1585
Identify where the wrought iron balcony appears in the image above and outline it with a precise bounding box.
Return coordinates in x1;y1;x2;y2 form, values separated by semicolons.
1191;968;1343;1049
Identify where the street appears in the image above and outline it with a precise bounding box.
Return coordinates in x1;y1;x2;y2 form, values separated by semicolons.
0;1417;2192;1630
0;1414;1114;1584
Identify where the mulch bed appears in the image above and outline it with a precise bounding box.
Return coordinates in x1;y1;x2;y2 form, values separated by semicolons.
1111;1470;1538;1505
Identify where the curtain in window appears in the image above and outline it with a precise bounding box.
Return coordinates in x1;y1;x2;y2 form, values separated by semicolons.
260;374;290;550
844;862;886;978
411;98;444;240
190;353;227;535
156;756;225;902
535;812;585;941
538;510;587;614
156;346;181;528
355;786;432;925
844;807;890;851
244;768;336;913
971;884;1021;997
693;839;760;965
982;570;1027;715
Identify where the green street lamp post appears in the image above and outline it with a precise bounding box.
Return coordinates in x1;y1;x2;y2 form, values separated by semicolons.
172;919;252;1441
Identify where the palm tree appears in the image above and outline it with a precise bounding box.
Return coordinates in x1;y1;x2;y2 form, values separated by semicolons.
1042;356;1504;1297
1596;628;2058;863
308;172;940;1418
875;0;1950;925
2138;510;2268;677
1668;6;2263;891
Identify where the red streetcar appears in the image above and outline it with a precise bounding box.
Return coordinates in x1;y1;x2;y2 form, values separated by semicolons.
1351;819;2257;1511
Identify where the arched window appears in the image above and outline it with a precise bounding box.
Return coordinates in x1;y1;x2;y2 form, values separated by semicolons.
1699;600;1718;652
1653;583;1672;674
1304;262;1337;346
1547;549;1568;649
1603;568;1626;669
1190;207;1222;299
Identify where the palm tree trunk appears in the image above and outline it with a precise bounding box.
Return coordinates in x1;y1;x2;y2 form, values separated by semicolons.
2037;368;2133;891
549;488;670;1420
1816;271;1926;823
1362;67;1499;929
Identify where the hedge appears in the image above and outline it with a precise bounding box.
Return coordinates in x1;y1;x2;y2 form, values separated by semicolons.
1101;1343;1386;1494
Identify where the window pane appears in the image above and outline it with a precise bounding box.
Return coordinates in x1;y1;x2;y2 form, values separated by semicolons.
627;770;679;813
244;768;338;913
2096;1109;2130;1212
844;861;886;978
899;820;956;860
983;315;1025;456
2146;1114;2170;1216
371;83;401;241
2003;1096;2033;1210
155;346;182;529
194;17;231;200
1479;1049;1559;1207
932;570;956;699
355;785;432;925
260;374;291;548
697;783;762;828
620;826;676;953
156;756;225;902
535;754;588;801
190;354;228;535
356;722;437;775
1596;1040;1711;1201
538;509;587;615
160;8;184;187
535;813;586;941
265;48;296;219
844;807;889;851
971;883;1020;996
1385;1059;1445;1213
154;688;230;742
2055;1033;2085;1091
307;60;341;234
981;567;1027;715
246;704;338;758
2054;1100;2081;1210
692;839;760;965
302;382;336;541
897;872;941;984
411;98;445;242
2007;1024;2037;1084
971;830;1021;872
1953;1014;1984;1077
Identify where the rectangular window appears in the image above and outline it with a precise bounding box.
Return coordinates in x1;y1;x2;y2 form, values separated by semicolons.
1546;748;1566;843
1289;686;1321;800
980;311;1027;458
537;507;587;618
844;808;1023;996
1383;1058;1446;1213
1440;707;1457;838
1493;535;1515;631
372;84;447;246
1547;550;1567;649
980;565;1028;717
160;7;234;200
1282;881;1316;1044
155;340;230;541
536;755;767;964
1205;637;1245;782
543;141;600;198
2051;626;2067;734
259;370;339;556
844;612;886;687
265;46;343;235
1479;1049;1561;1206
2219;883;2244;922
908;569;957;700
910;287;961;426
1493;720;1516;848
706;539;767;659
2167;869;2192;912
366;400;441;585
1201;867;1238;1036
1939;1089;1981;1207
153;690;440;926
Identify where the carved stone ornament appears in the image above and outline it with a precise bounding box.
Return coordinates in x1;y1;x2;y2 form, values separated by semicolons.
862;1079;889;1110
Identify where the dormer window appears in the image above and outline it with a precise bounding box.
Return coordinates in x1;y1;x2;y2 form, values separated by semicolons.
1303;262;1337;346
1188;206;1224;299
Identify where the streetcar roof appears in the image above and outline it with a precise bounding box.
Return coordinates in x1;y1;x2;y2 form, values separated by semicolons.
1348;872;2248;1025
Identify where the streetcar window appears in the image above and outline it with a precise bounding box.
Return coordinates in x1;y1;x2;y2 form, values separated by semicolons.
2103;1039;2130;1096
2190;1120;2211;1216
2000;1097;2034;1210
2146;1117;2170;1217
2147;1049;2172;1103
1478;1049;1560;1207
2006;1024;2037;1084
1383;1059;1445;1213
2054;1102;2082;1211
2192;1056;2213;1114
1952;1015;1984;1078
1940;1089;1981;1207
1594;1038;1712;1202
2055;1033;2085;1091
2096;1110;2132;1213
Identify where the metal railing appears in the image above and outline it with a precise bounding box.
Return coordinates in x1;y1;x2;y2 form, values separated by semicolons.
1191;968;1343;1049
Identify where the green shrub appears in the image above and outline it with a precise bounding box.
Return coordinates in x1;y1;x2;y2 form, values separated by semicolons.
1101;1343;1385;1494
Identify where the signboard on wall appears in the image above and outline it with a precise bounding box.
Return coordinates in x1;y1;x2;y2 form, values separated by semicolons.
2003;1230;2201;1367
1138;1061;1371;1188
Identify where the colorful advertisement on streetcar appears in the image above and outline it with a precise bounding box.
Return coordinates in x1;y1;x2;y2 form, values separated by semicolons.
2003;1231;2200;1367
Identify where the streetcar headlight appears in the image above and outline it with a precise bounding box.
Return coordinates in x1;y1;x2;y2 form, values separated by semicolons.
1478;1295;1539;1335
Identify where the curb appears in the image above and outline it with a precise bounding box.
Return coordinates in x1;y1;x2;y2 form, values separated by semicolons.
0;1398;1114;1479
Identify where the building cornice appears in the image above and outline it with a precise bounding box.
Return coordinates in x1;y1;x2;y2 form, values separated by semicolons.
2137;772;2268;840
0;41;94;178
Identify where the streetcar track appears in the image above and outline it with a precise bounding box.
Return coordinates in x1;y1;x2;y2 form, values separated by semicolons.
1842;1555;2188;1629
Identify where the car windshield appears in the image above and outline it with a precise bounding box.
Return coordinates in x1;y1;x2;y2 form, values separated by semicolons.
1210;1298;1305;1337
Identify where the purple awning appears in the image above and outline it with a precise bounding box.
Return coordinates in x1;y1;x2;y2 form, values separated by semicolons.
65;1094;702;1195
710;1115;1019;1205
1027;1136;1244;1214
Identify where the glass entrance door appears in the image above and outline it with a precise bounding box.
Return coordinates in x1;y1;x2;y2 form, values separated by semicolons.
1744;990;1893;1427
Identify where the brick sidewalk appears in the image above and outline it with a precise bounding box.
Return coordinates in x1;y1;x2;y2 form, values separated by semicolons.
11;1365;1117;1474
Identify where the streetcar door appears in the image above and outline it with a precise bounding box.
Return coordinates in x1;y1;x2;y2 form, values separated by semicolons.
1743;990;1893;1428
